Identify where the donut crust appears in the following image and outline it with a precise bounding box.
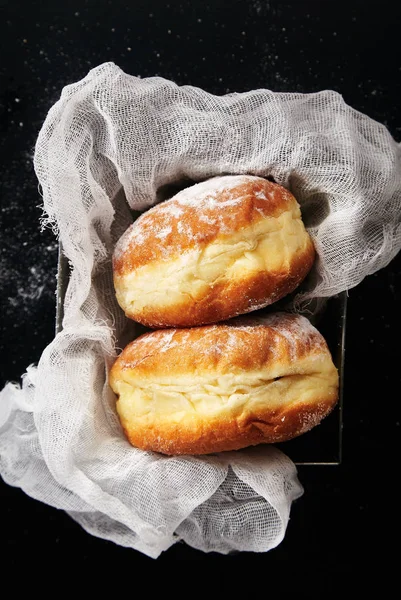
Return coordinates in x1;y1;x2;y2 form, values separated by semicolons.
113;175;315;327
109;313;339;455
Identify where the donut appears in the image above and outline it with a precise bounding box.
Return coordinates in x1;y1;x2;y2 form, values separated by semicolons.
113;175;315;328
109;313;339;455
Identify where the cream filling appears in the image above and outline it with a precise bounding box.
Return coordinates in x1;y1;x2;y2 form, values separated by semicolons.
114;354;338;424
115;210;310;314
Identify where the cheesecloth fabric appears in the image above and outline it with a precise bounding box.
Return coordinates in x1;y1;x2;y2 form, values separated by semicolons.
1;62;400;557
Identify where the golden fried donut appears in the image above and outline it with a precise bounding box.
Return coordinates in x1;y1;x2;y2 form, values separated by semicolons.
113;175;315;328
109;313;338;455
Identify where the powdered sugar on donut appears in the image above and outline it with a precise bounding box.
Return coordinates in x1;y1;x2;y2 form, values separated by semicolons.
261;312;323;344
173;175;255;207
117;313;329;376
113;175;292;268
154;226;173;240
223;313;327;359
113;224;138;262
119;328;181;368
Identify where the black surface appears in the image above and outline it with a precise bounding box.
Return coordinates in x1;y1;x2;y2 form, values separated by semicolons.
1;0;400;574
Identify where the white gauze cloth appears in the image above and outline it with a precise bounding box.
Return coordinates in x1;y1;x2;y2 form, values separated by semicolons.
1;62;400;558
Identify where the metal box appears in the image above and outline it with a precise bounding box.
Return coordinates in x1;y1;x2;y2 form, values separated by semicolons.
56;245;346;466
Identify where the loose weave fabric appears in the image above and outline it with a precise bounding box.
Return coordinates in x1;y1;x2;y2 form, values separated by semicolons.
1;63;400;557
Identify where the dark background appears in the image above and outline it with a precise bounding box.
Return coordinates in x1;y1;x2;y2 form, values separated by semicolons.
1;0;400;573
